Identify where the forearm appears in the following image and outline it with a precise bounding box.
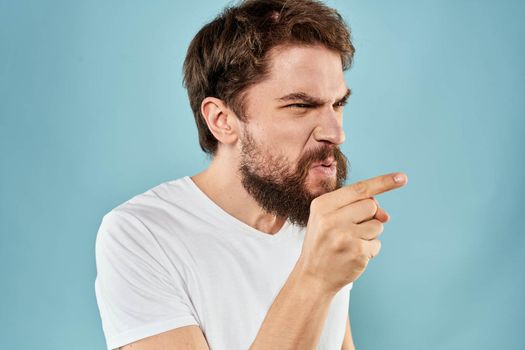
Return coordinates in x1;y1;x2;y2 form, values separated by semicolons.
249;261;336;350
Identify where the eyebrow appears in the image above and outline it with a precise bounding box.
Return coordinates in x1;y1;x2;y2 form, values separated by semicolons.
277;88;352;105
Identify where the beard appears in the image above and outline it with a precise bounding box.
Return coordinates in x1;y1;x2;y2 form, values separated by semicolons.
239;130;349;228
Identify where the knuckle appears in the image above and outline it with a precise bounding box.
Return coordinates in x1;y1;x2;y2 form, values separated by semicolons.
330;233;347;252
374;220;384;234
384;174;392;187
316;215;333;233
352;181;368;195
310;197;322;212
365;198;378;215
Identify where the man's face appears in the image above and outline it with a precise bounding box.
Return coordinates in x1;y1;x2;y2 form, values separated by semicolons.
238;44;350;227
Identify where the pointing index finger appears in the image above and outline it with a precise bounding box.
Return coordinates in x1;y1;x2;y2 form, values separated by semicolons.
322;172;408;210
351;172;407;200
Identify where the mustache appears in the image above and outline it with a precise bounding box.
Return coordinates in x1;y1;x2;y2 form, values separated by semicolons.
295;145;345;178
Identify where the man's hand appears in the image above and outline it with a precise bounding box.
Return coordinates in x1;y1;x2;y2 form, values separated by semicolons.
297;172;408;295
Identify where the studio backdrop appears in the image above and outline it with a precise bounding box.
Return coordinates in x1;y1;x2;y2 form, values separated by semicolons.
1;0;523;349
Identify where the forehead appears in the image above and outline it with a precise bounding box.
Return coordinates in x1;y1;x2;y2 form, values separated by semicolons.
254;44;347;100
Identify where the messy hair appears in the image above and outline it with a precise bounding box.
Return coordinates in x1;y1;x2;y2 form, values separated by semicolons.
183;0;355;155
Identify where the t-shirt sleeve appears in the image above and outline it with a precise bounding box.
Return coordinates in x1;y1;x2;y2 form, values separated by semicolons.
94;209;199;350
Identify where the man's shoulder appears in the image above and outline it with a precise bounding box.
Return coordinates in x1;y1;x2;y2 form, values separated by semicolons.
106;176;194;218
97;176;198;239
95;176;203;264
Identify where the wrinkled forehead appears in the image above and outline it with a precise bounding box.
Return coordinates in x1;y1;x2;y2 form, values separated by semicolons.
263;44;348;99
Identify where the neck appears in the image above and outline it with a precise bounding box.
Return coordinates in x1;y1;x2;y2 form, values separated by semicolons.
191;153;286;235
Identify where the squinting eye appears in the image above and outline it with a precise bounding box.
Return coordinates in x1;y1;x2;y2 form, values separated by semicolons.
287;103;311;109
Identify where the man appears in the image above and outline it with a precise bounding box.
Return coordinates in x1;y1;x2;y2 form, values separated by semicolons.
94;0;408;349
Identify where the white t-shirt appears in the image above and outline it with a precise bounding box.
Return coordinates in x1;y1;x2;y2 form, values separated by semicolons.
95;176;353;350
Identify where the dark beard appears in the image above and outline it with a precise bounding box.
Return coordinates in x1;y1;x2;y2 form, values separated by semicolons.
239;132;349;227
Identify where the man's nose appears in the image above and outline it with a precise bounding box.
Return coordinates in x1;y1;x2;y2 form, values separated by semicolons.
313;109;345;145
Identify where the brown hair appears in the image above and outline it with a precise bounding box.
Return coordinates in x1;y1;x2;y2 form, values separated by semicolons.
183;0;355;155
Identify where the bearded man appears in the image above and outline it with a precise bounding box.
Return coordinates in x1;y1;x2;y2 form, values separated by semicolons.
94;1;408;349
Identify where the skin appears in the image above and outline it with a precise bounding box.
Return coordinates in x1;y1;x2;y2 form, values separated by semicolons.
194;44;357;233
120;44;407;349
237;44;349;198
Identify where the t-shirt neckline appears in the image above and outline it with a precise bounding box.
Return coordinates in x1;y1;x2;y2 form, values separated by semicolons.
182;176;297;243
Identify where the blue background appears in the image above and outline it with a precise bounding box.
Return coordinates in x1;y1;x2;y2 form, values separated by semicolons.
1;0;523;349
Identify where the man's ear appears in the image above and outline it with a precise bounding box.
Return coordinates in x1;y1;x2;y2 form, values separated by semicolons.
200;97;239;147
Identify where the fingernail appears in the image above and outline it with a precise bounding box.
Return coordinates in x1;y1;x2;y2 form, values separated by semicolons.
393;173;405;183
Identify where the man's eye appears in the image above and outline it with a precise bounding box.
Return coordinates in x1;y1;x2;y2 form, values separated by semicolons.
287;103;311;109
334;101;347;108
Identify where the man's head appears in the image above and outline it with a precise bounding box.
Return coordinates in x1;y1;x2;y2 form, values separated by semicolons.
183;0;355;226
183;0;354;155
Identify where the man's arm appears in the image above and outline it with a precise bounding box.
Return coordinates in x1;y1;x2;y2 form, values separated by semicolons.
117;270;349;350
248;261;337;350
250;173;405;349
341;315;356;350
118;262;338;350
118;173;406;349
119;325;210;350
